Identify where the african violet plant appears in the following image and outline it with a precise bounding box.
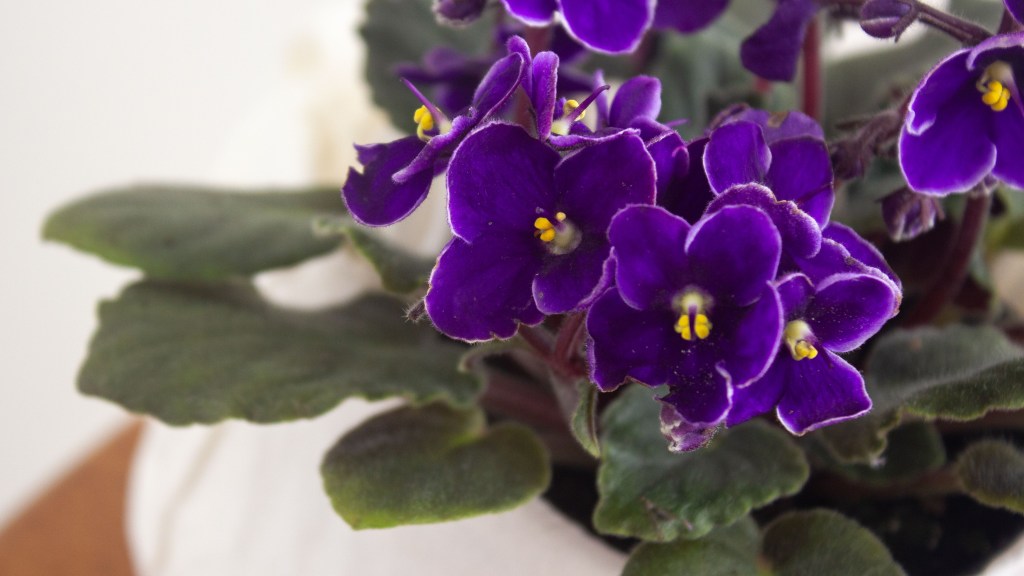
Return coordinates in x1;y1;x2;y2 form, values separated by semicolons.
42;0;1024;574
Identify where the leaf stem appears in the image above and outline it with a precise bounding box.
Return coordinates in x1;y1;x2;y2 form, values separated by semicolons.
904;186;992;326
823;0;992;45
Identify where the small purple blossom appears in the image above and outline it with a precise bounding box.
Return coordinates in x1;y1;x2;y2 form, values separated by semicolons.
741;0;819;81
704;119;835;227
502;0;729;54
899;32;1024;195
728;272;899;434
342;51;526;226
424;123;656;341
881;187;945;242
587;205;784;447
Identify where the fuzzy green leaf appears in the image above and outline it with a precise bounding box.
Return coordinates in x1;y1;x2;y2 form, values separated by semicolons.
622;517;761;576
43;184;343;280
79;281;481;424
958;440;1024;514
594;386;809;542
339;224;434;294
321;402;550;528
869;325;1024;420
571;381;600;457
824;422;947;485
763;510;905;575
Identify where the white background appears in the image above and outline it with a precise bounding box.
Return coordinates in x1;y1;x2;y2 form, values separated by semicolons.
0;0;327;524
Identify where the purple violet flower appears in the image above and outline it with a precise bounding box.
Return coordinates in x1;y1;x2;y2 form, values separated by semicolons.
424;123;656;342
502;0;729;54
899;32;1024;195
587;205;784;448
703;119;835;228
741;0;819;81
341;50;526;226
727;271;899;434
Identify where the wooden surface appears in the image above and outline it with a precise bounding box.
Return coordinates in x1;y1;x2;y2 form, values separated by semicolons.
0;422;141;576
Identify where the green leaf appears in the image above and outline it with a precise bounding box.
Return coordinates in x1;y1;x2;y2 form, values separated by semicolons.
869;325;1024;421
361;0;491;132
43;184;344;280
958;440;1024;514
79;281;481;424
815;325;1024;464
622;517;761;576
321;402;550;528
824;422;947;485
593;386;809;542
339;224;434;294
762;510;906;576
570;381;600;457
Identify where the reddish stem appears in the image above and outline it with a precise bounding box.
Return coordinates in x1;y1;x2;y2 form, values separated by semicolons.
904;188;992;326
801;17;822;121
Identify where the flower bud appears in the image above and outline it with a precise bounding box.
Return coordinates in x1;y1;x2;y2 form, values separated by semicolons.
433;0;487;26
860;0;917;40
881;186;945;242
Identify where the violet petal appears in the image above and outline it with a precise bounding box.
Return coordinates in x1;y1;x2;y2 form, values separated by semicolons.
447;123;561;241
609;205;692;310
808;273;900;352
342;136;433;227
765;136;835;227
704;121;772;193
425;235;545;342
776;350;872;435
559;0;653;54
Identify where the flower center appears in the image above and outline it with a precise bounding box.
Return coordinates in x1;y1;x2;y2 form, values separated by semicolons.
413;105;436;141
977;62;1013;112
673;289;713;342
534;212;580;254
551;100;584;136
784;320;819;361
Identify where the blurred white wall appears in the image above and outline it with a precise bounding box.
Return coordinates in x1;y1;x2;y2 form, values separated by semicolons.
0;0;328;524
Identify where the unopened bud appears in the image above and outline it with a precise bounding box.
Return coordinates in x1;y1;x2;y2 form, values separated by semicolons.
881;186;945;242
433;0;487;26
860;0;917;40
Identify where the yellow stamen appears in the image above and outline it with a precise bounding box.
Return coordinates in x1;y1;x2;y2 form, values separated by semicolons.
564;99;584;121
414;105;435;140
784;320;819;361
977;62;1014;112
673;291;713;341
534;214;566;243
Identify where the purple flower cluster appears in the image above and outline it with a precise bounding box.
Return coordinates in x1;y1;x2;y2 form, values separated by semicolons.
342;36;902;450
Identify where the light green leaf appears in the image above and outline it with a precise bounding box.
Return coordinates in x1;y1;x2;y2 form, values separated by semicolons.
869;325;1024;421
79;281;481;424
622;517;761;576
44;184;343;280
594;386;809;542
762;510;906;576
958;440;1024;514
321;402;550;528
571;381;600;457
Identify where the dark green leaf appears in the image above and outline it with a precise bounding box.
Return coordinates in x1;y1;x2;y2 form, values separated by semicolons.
958;440;1024;514
762;510;905;576
813;409;901;465
44;184;343;280
869;325;1024;420
593;386;809;542
79;281;481;424
622;517;761;576
571;381;600;457
321;402;550;528
339;224;434;294
361;0;491;132
825;422;947;485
